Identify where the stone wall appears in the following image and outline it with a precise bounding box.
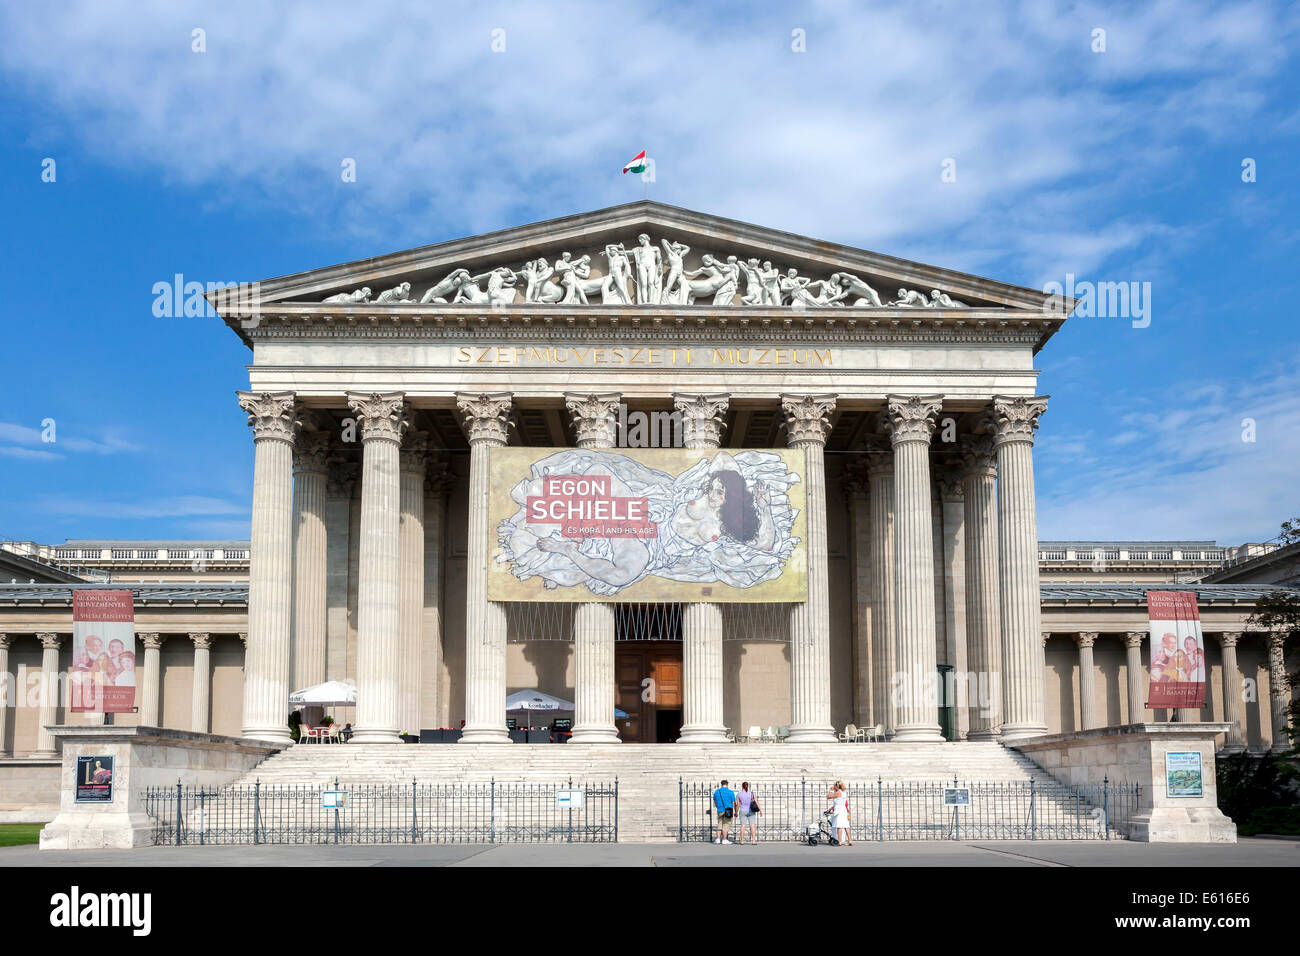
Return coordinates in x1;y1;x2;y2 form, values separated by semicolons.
0;758;60;822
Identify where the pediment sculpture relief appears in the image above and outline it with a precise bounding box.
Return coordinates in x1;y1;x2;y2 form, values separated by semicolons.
319;234;971;309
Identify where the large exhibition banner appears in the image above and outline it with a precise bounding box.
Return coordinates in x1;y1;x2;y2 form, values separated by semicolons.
70;590;136;714
1145;590;1206;709
488;447;807;603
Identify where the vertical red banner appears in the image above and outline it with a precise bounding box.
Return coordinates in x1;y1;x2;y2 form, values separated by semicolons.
1145;591;1206;709
71;590;136;714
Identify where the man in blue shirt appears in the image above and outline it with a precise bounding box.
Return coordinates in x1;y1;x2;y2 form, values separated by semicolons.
712;779;737;844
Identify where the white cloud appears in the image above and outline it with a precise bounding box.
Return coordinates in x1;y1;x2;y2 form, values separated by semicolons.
36;495;248;520
0;422;140;456
1036;363;1300;543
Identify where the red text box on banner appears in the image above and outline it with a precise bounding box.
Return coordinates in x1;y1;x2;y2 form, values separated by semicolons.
1146;590;1206;710
71;590;136;714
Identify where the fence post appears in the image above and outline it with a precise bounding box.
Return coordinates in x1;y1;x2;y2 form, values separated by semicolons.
198;789;206;847
253;779;261;846
801;776;807;840
952;775;959;842
614;777;619;844
490;777;496;845
175;780;182;846
1103;776;1110;841
677;777;682;843
411;777;417;844
1029;778;1036;841
567;776;573;845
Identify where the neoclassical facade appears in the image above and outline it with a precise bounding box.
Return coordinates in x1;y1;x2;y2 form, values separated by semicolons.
0;203;1294;761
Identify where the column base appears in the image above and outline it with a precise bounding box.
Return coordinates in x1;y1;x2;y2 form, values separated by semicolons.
997;723;1048;742
568;727;621;745
29;750;58;759
349;729;402;744
242;727;293;745
458;727;512;744
785;725;836;743
966;729;1002;742
892;724;945;742
677;726;728;743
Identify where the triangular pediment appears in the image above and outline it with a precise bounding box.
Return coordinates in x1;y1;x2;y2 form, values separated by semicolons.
235;202;1062;314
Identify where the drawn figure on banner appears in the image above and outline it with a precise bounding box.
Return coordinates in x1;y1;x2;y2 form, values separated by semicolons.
497;449;801;596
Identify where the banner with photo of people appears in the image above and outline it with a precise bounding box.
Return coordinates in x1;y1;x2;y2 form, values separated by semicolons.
70;590;137;713
1145;590;1206;709
488;446;807;602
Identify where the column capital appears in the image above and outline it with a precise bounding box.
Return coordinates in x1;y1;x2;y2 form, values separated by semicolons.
326;461;359;499
865;442;894;480
237;632;248;647
564;392;622;449
936;463;965;502
1267;630;1288;651
237;391;300;444
959;434;998;479
140;632;165;650
882;394;943;447
347;391;409;443
401;430;432;474
1074;631;1099;648
840;460;871;498
293;431;332;475
1124;630;1146;648
1215;631;1242;648
189;632;213;650
36;632;63;649
1041;631;1052;647
781;394;836;446
986;396;1049;447
0;633;10;650
673;393;729;449
456;392;513;446
425;460;453;498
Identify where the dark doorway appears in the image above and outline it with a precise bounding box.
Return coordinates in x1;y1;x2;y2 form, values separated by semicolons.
655;708;683;743
615;639;683;743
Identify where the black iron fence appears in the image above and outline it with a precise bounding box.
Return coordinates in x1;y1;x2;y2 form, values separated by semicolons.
679;777;1140;842
144;778;618;845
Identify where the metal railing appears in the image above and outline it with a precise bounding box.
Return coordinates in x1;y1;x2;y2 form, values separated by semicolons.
678;777;1140;842
144;777;619;845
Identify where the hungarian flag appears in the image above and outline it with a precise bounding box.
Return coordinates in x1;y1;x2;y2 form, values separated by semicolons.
622;150;648;174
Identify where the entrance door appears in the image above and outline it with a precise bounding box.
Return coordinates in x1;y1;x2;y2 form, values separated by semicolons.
615;641;684;742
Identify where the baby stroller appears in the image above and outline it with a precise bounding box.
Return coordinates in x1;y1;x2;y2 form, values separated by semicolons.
806;809;839;846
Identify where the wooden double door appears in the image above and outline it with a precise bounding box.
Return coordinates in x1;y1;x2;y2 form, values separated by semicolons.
615;641;683;743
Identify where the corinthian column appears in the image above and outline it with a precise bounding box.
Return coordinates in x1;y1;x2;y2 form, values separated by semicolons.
961;435;1001;739
33;633;63;757
423;463;452;729
347;391;408;744
1267;633;1292;752
0;634;10;755
565;392;623;745
457;392;513;744
842;461;874;728
866;445;897;737
237;390;299;744
292;430;331;700
1075;632;1099;730
1124;631;1147;723
398;430;429;738
139;633;164;726
988;395;1049;741
1216;632;1245;752
674;393;730;743
883;395;944;742
190;633;212;733
782;394;837;742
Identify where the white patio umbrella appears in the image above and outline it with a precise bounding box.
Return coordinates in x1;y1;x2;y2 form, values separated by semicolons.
505;689;573;714
289;679;357;707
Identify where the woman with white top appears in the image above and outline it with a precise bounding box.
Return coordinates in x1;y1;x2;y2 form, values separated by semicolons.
827;781;853;846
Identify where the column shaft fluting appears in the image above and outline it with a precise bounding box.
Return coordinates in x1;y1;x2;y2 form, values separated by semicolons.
348;392;406;743
398;433;429;737
140;634;163;726
783;394;837;742
675;393;730;743
237;391;298;744
867;454;896;737
990;396;1049;741
457;393;513;744
1075;632;1098;730
961;439;1001;739
1218;633;1244;751
886;396;944;742
1124;631;1147;723
190;633;212;733
33;633;62;756
847;479;874;728
0;635;10;755
566;392;623;745
291;432;330;698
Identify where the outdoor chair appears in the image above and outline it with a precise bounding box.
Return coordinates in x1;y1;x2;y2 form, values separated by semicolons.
777;725;791;742
864;723;884;742
746;725;763;742
838;723;865;743
765;725;779;742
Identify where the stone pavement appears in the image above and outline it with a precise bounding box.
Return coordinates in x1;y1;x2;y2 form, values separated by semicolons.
0;838;1295;867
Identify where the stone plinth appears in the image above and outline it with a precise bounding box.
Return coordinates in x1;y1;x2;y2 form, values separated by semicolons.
39;726;284;850
1007;722;1237;843
0;757;61;823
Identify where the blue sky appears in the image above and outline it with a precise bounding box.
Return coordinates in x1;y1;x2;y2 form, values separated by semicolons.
1;0;1297;545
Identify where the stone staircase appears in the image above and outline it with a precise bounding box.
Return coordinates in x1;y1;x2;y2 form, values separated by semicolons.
229;742;1072;843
